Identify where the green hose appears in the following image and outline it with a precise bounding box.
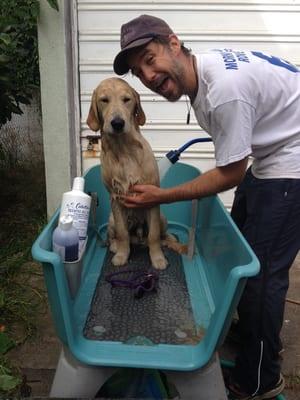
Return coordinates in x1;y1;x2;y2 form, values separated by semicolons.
220;359;286;400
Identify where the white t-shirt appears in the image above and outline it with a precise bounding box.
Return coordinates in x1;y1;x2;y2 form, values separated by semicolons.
192;49;300;178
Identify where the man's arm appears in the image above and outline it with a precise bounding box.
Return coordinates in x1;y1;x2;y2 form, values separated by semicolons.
121;157;248;208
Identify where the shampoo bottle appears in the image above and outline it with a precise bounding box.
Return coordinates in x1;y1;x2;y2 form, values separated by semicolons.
59;177;91;255
52;215;79;262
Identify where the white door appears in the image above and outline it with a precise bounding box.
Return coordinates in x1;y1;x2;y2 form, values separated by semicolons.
77;0;300;209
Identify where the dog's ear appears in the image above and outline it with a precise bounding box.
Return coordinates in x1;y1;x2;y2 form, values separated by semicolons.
86;90;102;131
133;89;146;126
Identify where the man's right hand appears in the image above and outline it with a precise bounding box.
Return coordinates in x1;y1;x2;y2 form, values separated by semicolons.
120;184;167;208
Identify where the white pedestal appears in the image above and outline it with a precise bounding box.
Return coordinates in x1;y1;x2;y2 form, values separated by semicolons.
50;347;227;399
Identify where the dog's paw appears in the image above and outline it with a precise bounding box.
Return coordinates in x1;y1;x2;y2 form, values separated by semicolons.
151;253;168;270
109;239;118;253
112;252;129;266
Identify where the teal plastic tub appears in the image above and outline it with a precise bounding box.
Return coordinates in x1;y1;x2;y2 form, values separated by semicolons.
32;162;259;371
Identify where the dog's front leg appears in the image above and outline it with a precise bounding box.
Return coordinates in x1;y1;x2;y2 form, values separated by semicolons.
147;207;168;270
110;201;130;266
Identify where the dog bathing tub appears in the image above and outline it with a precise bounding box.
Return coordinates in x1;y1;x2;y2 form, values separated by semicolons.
32;162;259;398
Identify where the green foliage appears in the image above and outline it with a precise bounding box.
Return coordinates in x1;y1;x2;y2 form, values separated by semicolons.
0;0;40;127
47;0;59;11
0;363;22;393
0;333;15;355
0;161;47;395
0;0;59;127
0;343;22;394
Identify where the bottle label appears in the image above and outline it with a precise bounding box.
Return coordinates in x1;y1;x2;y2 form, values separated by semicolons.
53;243;79;262
61;201;90;240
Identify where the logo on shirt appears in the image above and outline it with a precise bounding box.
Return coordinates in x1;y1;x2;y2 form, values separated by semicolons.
251;51;299;73
214;49;299;73
214;49;250;70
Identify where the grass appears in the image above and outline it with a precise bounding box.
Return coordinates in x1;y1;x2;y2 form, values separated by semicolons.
0;158;47;396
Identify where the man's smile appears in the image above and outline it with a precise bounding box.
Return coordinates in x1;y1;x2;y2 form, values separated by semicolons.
151;75;175;99
152;75;169;92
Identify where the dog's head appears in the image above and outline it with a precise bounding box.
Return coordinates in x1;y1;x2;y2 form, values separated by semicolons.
86;78;146;135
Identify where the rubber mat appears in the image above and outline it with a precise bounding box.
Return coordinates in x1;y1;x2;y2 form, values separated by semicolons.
83;245;200;345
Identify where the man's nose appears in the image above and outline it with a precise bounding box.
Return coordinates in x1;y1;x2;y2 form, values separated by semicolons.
141;66;155;83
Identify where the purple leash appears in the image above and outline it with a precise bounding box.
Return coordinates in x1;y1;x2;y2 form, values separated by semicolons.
105;269;159;299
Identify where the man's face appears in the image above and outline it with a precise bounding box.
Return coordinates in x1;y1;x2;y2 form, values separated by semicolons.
127;39;185;102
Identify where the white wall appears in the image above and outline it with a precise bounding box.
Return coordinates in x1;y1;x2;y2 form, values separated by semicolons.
38;0;81;218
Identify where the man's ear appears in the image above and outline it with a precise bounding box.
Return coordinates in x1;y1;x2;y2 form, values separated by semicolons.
133;89;146;126
168;34;181;56
86;90;102;131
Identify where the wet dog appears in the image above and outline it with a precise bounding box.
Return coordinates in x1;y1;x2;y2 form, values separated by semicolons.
86;77;186;269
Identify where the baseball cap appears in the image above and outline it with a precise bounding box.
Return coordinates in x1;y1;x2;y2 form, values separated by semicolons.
113;14;174;75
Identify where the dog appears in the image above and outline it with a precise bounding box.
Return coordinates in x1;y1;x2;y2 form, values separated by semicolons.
86;77;186;269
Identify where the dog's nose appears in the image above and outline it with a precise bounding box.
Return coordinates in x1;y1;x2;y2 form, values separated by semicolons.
111;117;125;132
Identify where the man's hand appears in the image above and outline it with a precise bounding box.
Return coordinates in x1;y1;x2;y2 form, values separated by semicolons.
120;157;249;208
120;184;166;208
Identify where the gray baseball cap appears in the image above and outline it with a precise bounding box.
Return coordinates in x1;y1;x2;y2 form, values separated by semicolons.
113;15;174;75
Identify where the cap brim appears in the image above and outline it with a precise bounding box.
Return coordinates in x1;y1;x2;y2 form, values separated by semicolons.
113;37;153;75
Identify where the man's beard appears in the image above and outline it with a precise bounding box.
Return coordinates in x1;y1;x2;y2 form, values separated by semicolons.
155;58;186;102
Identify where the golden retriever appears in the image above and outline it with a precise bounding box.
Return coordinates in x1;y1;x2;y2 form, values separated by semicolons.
86;77;185;269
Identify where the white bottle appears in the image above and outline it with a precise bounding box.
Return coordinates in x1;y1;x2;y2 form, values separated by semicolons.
52;215;79;262
59;177;91;255
157;156;174;181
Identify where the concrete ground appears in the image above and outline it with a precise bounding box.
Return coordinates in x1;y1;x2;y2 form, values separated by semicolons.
8;254;300;399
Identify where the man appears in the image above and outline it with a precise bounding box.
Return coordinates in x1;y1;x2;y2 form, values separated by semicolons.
113;14;300;400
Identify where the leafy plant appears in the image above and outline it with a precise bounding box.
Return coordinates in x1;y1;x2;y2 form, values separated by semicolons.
0;329;21;394
0;333;15;356
0;359;22;394
0;0;59;128
0;1;56;395
0;1;39;127
47;0;59;11
0;154;47;395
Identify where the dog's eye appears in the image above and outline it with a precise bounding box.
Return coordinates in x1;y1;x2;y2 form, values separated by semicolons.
100;97;109;103
123;97;131;103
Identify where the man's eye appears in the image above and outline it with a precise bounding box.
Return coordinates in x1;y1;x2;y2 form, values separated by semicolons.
146;56;154;65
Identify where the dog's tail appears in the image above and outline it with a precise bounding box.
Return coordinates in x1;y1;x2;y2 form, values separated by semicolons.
161;233;188;255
